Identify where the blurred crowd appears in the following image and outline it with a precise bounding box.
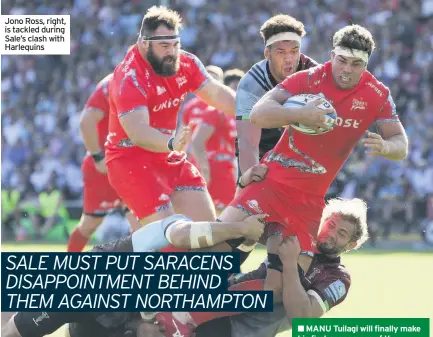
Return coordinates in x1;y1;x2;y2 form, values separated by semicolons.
2;0;433;240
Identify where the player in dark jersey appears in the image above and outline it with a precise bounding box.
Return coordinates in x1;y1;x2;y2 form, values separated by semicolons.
2;167;366;337
236;14;317;175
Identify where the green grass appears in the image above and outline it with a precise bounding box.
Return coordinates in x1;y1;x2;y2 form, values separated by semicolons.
2;244;432;336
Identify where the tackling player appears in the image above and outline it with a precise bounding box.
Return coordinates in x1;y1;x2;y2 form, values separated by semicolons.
182;68;244;213
106;6;237;228
2;195;368;337
236;14;317;175
67;74;140;252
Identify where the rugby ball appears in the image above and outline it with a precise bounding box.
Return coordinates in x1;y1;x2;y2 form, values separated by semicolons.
283;94;337;135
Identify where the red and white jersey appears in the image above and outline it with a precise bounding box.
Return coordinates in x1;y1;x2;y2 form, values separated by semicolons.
265;61;399;196
182;97;237;158
84;73;112;149
106;45;210;162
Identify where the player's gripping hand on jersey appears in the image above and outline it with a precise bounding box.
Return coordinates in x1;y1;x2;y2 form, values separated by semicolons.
278;236;301;262
243;214;267;242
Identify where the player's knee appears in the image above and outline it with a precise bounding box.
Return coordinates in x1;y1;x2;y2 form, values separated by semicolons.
2;316;21;337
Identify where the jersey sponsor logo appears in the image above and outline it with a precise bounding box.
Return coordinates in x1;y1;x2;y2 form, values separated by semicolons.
366;81;383;97
334;117;362;128
351;98;367;111
121;53;135;73
157;86;167;95
176;76;187;88
324;279;346;303
33;312;49;326
153;93;188;112
307;267;321;281
246;200;263;214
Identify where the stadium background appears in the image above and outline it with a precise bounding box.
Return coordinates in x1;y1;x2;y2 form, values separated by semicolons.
2;0;433;247
1;0;432;332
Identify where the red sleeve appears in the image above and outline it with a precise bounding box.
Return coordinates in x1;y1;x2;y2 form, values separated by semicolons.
84;81;110;114
308;274;351;312
277;70;309;97
194;107;220;128
184;52;210;92
376;92;400;123
112;70;148;117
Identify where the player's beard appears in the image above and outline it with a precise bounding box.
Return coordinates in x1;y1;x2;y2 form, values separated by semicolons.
147;44;179;77
316;240;345;255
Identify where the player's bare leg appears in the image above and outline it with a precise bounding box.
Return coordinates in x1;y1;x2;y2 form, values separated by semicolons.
137;207;176;226
171;189;216;221
67;214;104;252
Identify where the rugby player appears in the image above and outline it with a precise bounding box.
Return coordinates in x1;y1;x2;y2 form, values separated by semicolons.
222;21;408;297
154;24;409;335
67;74;140;252
182;68;244;213
236;14;317;175
2;193;368;337
106;6;237;228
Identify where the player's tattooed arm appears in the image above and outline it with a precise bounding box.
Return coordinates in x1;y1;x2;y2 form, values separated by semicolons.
120;106;175;152
363;122;408;161
195;78;236;116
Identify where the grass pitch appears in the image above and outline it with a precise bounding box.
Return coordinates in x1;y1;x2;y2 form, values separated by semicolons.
2;244;432;336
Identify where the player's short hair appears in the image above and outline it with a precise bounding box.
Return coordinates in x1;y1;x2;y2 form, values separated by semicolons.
139;6;183;38
260;14;306;46
206;65;224;82
321;198;369;250
333;24;375;56
223;69;245;86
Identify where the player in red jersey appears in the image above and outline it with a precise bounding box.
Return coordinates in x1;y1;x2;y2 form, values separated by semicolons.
228;23;408;300
182;68;244;213
154;24;409;336
67;74;140;252
106;7;237;227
